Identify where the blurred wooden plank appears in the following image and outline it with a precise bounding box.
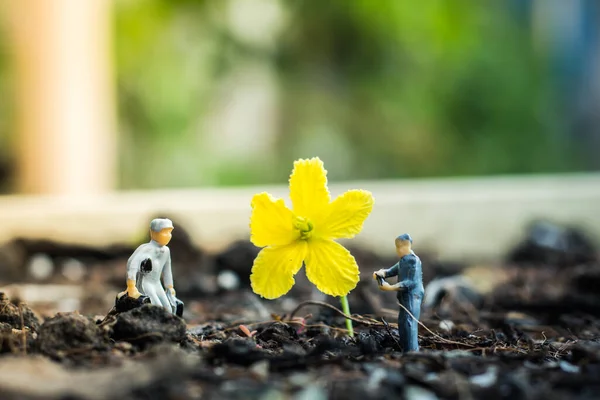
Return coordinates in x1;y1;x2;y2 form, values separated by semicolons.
6;0;116;195
0;173;598;261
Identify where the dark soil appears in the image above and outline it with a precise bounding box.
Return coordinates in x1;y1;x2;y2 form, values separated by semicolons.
110;304;187;349
0;293;40;332
36;312;108;361
0;220;598;399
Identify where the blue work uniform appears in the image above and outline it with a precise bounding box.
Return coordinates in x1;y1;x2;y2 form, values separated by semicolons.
383;251;424;352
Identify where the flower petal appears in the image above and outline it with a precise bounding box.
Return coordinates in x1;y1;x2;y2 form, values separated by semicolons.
250;241;308;299
289;157;330;221
319;189;374;239
250;192;299;247
305;239;359;297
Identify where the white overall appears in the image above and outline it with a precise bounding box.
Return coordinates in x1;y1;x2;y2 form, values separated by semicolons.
126;240;173;312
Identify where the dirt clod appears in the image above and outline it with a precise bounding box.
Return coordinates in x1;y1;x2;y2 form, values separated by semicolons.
111;305;186;349
208;338;268;367
36;312;106;359
0;293;40;333
256;322;298;345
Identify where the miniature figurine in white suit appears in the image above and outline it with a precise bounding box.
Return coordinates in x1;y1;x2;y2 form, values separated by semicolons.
122;218;176;313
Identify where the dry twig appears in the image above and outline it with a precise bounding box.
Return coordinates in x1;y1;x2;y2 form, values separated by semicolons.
289;299;475;348
288;300;381;326
18;302;26;354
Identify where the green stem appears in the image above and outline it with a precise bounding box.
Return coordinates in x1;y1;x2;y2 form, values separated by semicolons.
340;295;354;337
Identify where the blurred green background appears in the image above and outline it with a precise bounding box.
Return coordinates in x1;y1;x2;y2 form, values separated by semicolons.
2;0;600;190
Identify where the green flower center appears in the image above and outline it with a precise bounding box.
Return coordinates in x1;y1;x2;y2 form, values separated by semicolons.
294;216;314;240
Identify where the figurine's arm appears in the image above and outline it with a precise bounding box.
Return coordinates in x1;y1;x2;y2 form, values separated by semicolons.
125;246;145;298
390;259;418;291
373;262;399;280
373;262;400;291
383;262;399;278
162;248;175;295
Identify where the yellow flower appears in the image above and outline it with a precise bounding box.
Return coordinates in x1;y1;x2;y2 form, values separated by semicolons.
250;157;374;299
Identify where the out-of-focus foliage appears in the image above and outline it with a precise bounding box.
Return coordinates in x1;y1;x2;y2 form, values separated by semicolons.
115;0;219;188
114;0;582;187
275;0;576;179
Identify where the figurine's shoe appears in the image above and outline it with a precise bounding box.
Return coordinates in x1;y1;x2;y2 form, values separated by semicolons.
172;297;184;318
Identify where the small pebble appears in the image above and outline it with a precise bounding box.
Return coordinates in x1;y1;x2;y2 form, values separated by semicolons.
295;385;327;400
61;259;86;282
559;360;580;373
288;372;313;387
249;360;270;381
28;254;54;280
366;368;387;391
404;385;439;400
113;341;133;352
281;298;297;312
217;270;240;291
470;366;498;388
439;320;455;332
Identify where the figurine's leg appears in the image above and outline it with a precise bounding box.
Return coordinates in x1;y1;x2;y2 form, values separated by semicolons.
144;284;172;312
397;305;409;352
397;294;412;352
407;294;422;352
142;283;161;306
412;294;422;321
398;294;421;352
155;287;172;312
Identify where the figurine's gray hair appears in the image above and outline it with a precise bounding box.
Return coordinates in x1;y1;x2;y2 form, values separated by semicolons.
150;218;174;232
395;233;413;244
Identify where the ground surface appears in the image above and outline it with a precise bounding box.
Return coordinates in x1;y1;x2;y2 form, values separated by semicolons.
0;220;598;400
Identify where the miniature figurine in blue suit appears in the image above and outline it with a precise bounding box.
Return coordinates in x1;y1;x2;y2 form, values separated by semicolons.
373;234;424;352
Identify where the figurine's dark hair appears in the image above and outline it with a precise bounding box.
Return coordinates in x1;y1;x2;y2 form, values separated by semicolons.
395;233;413;245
